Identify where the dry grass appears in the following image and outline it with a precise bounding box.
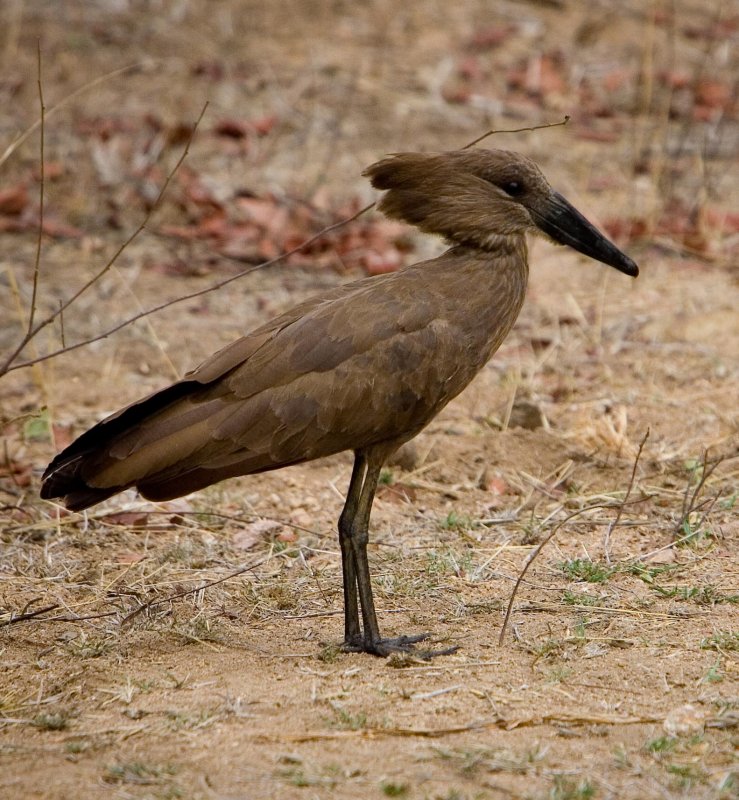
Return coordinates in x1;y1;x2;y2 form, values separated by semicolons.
1;1;738;799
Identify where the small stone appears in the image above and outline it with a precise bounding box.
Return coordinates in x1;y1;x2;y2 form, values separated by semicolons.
388;441;421;471
508;400;545;430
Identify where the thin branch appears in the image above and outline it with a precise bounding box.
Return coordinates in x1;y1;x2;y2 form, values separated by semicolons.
674;449;723;538
498;497;649;646
463;115;570;150
0;557;266;628
603;428;649;563
33;610;119;624
8;200;374;372
0;61;149;170
0;603;59;627
121;557;268;625
27;40;45;336
1;101;209;375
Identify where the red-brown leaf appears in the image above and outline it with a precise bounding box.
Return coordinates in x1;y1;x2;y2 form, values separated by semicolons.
0;184;28;215
102;511;150;528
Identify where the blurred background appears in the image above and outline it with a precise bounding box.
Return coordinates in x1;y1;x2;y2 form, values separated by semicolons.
0;4;737;798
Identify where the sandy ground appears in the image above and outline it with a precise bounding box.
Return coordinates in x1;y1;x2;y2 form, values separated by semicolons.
1;2;737;799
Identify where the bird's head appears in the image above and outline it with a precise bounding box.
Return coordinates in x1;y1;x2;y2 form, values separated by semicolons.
363;148;638;277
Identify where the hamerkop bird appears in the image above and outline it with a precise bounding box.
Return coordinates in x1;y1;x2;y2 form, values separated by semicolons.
42;149;638;656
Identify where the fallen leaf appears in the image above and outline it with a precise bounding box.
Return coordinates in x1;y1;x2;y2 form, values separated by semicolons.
233;519;284;550
102;511;150;528
115;552;145;565
214;118;250;139
468;25;514;50
0;184;29;215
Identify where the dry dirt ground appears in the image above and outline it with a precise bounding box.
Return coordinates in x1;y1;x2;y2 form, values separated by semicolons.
1;2;738;799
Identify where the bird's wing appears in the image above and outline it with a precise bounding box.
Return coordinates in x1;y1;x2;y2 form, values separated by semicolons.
50;270;456;503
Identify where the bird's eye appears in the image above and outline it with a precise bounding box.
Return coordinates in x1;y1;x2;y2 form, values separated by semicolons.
501;180;523;197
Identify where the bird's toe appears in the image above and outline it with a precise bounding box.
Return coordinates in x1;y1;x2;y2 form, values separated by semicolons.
344;633;458;659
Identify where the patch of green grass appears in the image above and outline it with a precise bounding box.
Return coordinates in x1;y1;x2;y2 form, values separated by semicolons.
379;468;395;485
627;564;737;604
103;761;178;786
278;766;340;788
317;643;342;663
331;707;367;731
625;563;681;584
612;744;630;769
666;762;707;789
560;559;615;584
439;511;478;532
561;590;601;606
23;408;51;442
676;516;718;548
280;768;313;787
65;633;113;659
701;631;739;651
173;615;224;644
700;661;723;684
549;775;596;799
546;666;573;684
64;740;89;754
717;772;737;796
261;580;300;610
381;781;409;796
424;548;474;579
165;708;219;731
530;637;566;662
646;736;677;754
33;712;68;731
433;744;543;777
651;584;735;605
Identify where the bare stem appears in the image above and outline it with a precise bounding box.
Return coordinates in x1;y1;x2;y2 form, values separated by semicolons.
121;558;268;625
27;40;45;336
603;428;649;562
8;201;374;372
498;496;649;646
1;101;209;376
0;61;150;170
674;449;723;538
463;115;570;150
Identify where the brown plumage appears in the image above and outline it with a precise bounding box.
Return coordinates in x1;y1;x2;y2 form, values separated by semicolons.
41;149;638;656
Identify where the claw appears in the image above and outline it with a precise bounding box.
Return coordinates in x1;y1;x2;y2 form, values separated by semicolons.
343;632;458;659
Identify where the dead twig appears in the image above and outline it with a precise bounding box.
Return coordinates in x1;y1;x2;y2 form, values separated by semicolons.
7;199;373;373
463;115;570;149
120;558;268;625
498;497;649;645
0;61;149;170
253;710;661;742
1;101;209;376
603;428;649;562
27;40;45;338
0;602;59;627
674;449;724;539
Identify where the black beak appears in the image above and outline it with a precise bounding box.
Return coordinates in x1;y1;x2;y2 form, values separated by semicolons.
533;191;638;277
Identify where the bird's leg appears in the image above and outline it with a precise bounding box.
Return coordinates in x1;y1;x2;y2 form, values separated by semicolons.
338;453;366;647
342;450;457;658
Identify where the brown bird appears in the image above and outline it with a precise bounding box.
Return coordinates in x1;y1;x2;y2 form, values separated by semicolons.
41;149;638;656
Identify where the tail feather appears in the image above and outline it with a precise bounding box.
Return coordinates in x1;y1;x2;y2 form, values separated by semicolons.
40;380;198;509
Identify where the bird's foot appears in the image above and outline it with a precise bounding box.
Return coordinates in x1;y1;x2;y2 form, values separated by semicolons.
343;633;458;659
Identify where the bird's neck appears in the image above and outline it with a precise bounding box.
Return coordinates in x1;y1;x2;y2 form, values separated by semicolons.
420;237;529;367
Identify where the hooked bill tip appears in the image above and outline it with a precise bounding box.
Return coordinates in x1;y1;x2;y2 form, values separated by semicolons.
536;192;640;278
